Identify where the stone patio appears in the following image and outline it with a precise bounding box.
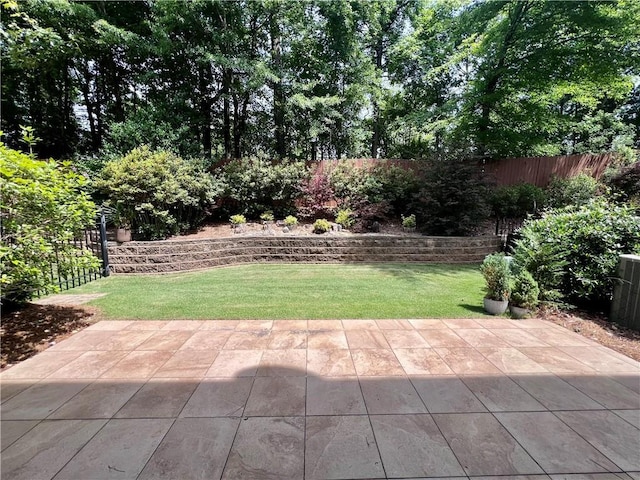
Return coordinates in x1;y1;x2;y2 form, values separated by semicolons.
1;318;639;479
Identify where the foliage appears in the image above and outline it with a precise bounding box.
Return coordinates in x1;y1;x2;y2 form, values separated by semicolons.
297;172;335;220
260;211;274;223
604;160;640;205
545;173;600;209
490;183;546;218
284;215;298;227
230;214;247;225
480;253;511;302
94;146;219;240
510;270;540;309
0;139;98;304
214;157;308;218
313;219;332;234
401;214;416;229
335;208;355;229
512;199;640;307
412;158;492;236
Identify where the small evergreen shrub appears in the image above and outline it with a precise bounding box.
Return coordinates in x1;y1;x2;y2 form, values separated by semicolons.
401;214;416;229
335;208;355;228
260;211;274;222
490;183;546;218
510;270;540;309
230;214;247;225
545;173;599;209
313;219;331;234
284;215;298;227
480;253;511;301
605;160;640;206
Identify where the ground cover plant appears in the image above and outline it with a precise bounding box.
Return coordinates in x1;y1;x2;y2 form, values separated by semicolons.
70;264;487;320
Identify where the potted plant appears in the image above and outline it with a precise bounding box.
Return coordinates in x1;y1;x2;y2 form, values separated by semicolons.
401;214;416;232
480;253;511;315
113;204;134;243
509;270;540;318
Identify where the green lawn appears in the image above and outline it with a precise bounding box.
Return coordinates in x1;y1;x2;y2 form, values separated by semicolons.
71;263;488;320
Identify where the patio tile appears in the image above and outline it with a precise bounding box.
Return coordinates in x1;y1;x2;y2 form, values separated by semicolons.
383;330;430;348
161;320;205;330
408;319;447;329
116;378;198;418
257;350;307;376
54;418;173;480
610;374;640;393
513;319;562;329
272;319;308;330
342;319;379;330
205;349;263;377
418;328;469;348
376;319;413;330
235;320;273;331
487;328;551;347
1;381;89;420
244;376;306;416
84;320;133;331
550;475;636;480
0;380;38;403
47;350;129;379
394;348;454;375
307;331;349;349
456;329;511;348
123;320;168;330
495;411;621;474
0;351;83;379
48;330;117;351
307;319;344;331
267;331;307;349
559;375;640;409
223;331;271;349
346;330;390;349
478;347;549;374
139;417;239;480
525;328;592;347
153;349;218;378
351;349;405;376
612;409;640;428
305;415;384;480
474;318;520;329
306;376;366;415
136;330;193;351
0;420;39;451
433;413;543;476
510;374;604;411
475;477;551;480
307;349;356;376
371;414;465;478
100;350;174;379
223;416;304;480
443;318;484;329
178;330;231;350
461;376;545;412
181;377;253;417
360;377;427;414
93;330;155;351
558;346;640;373
435;348;502;375
412;375;487;413
48;379;143;419
199;320;240;330
0;419;106;480
555;410;640;471
518;347;596;374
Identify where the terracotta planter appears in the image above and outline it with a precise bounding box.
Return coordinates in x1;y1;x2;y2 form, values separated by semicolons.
116;227;132;243
483;297;509;315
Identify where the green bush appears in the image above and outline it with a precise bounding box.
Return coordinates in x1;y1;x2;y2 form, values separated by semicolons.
412;158;492;236
604;160;640;206
335;208;355;229
480;253;511;301
512;199;640;307
401;214;416;229
260;211;274;222
313;219;332;234
545;173;600;209
230;214;247;225
94;146;219;240
510;270;540;309
0;140;99;304
490;183;546;218
214;157;308;218
284;215;298;227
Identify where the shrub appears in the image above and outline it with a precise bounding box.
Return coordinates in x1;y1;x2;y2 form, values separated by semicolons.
510;270;540;310
335;208;355;229
512;199;640;307
94;146;220;240
480;253;511;301
402;214;416;229
0;140;99;305
284;215;298;227
313;219;331;234
605;160;640;206
230;214;247;225
260;211;274;222
545;173;599;209
412;158;492;236
490;183;546;218
297;172;335;220
214;157;308;218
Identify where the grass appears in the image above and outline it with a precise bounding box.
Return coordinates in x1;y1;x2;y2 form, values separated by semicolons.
71;263;489;320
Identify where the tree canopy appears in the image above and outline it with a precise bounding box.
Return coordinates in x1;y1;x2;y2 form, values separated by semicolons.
1;0;638;161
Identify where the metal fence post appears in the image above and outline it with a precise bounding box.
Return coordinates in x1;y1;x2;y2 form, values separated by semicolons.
99;212;110;277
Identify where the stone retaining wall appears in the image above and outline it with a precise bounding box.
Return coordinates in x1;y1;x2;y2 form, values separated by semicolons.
108;235;502;274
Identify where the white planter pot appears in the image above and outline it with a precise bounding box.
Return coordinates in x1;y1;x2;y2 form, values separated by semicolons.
116;228;132;243
509;305;530;319
483;297;509;315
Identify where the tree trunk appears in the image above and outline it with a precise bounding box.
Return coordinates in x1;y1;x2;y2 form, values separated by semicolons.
270;10;286;158
199;66;212;160
222;67;232;159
